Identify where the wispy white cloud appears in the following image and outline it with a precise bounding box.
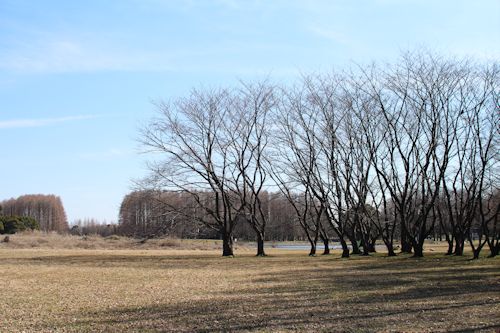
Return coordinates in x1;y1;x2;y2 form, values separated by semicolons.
0;37;299;75
0;115;99;129
0;37;173;73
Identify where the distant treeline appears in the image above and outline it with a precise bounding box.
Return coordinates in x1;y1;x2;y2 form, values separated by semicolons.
0;194;68;233
118;188;498;258
118;190;307;241
70;218;118;236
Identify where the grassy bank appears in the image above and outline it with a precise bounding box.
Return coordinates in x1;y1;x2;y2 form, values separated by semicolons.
1;241;499;332
0;231;253;251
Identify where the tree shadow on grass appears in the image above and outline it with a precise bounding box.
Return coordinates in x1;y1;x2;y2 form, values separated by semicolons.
2;253;228;270
66;297;498;332
44;256;500;332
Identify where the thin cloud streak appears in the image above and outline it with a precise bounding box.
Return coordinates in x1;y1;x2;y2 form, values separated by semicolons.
0;115;100;129
0;39;170;73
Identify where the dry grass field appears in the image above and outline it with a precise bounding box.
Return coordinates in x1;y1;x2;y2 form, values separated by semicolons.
1;233;499;332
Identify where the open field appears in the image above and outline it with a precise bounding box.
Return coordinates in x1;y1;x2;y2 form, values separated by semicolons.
0;231;253;251
1;236;499;332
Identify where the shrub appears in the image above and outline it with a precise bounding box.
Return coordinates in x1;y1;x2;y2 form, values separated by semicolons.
20;216;39;231
0;216;40;234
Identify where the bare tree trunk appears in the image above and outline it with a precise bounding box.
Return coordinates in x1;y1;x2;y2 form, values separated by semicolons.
444;233;454;255
222;229;234;257
308;241;317;256
472;248;481;260
256;231;266;257
348;234;361;255
306;218;320;257
446;241;453;255
413;241;424;258
386;243;397;257
321;235;330;255
401;225;413;253
488;242;499;258
340;238;350;258
361;238;370;256
367;240;376;253
468;236;488;260
454;238;465;256
486;218;499;258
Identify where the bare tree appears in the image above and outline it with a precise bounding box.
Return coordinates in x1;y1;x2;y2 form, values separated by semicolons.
271;87;329;256
343;71;399;256
275;74;355;257
118;190;192;239
465;64;499;258
137;51;497;259
360;53;465;257
228;82;275;256
337;91;381;256
140;88;244;256
140;83;278;256
270;165;326;256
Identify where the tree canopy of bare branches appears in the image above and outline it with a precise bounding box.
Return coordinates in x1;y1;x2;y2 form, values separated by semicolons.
139;83;275;256
139;52;499;259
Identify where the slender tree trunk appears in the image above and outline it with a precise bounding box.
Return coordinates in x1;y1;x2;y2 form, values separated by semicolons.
472;248;481;260
446;241;454;255
349;235;361;255
382;224;396;256
340;237;350;258
386;243;397;257
486;236;499;258
321;236;330;255
401;219;413;253
309;241;317;256
401;238;413;253
468;237;486;260
412;241;424;257
487;242;499;258
361;238;370;256
256;231;266;257
445;234;454;255
454;238;464;256
367;241;376;253
222;229;234;257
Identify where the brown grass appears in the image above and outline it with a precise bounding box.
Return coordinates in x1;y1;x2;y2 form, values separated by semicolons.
0;231;251;251
0;235;499;332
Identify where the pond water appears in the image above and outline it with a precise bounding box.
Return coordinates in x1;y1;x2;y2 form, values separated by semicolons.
269;243;386;251
271;244;344;250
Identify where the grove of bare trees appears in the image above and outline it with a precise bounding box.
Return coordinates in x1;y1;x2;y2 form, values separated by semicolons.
119;190;308;241
137;52;499;258
1;194;69;233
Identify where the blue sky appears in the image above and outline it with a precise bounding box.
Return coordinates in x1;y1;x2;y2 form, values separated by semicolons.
1;0;499;223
